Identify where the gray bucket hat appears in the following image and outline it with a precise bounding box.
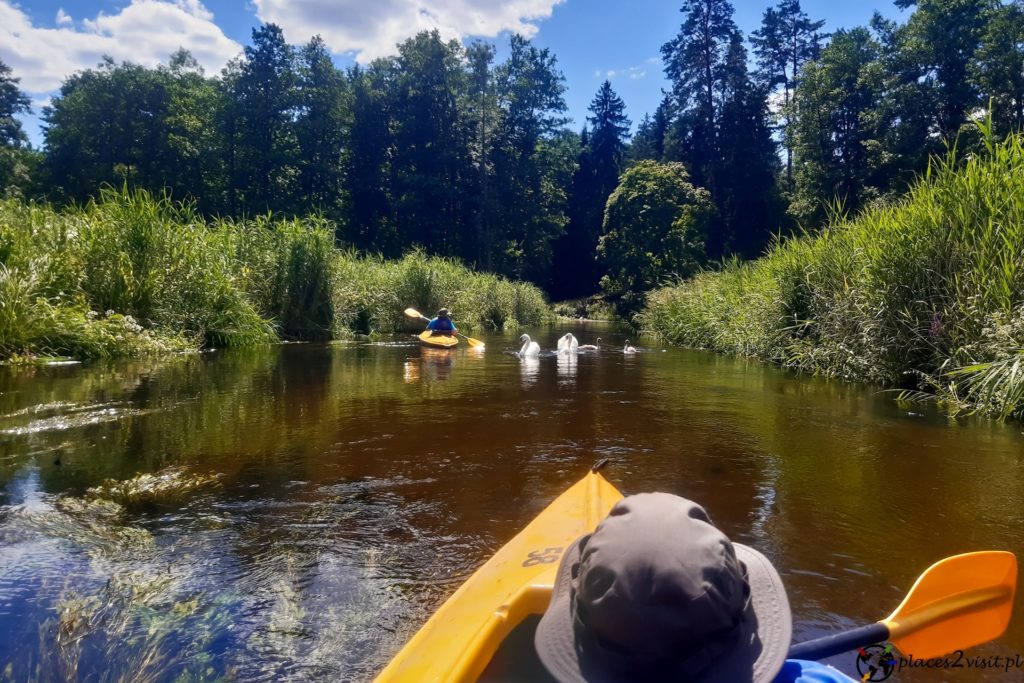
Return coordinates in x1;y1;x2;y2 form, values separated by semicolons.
534;492;792;683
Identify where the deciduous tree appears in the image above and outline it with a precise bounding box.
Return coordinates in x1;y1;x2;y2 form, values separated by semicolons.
598;161;713;314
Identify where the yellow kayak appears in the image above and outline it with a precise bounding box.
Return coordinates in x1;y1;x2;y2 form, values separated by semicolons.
375;470;623;682
419;331;459;349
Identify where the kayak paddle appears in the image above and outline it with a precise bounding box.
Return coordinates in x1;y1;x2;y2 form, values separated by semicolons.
789;551;1017;661
403;307;485;349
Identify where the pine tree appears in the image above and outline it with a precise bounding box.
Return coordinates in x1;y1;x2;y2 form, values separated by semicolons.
630;96;673;163
0;59;30;148
661;0;738;189
751;0;826;185
0;58;34;196
391;31;468;256
662;1;782;258
232;23;300;213
717;32;782;256
344;63;397;254
630;114;657;162
588;81;631;198
296;36;349;216
491;34;569;286
462;41;499;268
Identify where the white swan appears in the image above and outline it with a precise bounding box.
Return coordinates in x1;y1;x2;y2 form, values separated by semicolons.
557;333;579;354
518;334;541;358
623;339;637;354
579;337;601;351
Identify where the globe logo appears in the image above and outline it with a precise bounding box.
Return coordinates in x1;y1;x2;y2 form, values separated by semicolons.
855;644;896;682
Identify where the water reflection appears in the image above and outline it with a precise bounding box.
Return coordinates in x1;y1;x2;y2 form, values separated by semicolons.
519;356;540;388
403;360;420;384
556;353;577;385
419;348;455;381
402;348;460;383
0;330;1022;682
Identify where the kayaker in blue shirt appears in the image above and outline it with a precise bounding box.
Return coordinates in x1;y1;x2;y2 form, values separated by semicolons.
425;308;457;336
533;492;857;683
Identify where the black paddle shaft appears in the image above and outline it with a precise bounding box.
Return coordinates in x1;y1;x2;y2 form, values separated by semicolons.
788;622;891;661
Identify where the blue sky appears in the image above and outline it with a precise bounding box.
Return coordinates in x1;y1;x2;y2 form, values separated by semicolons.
2;1;908;146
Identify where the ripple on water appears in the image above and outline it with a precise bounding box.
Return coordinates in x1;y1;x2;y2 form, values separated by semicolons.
0;401;146;436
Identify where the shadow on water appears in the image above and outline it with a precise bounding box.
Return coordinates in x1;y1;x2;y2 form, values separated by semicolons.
1;325;1023;681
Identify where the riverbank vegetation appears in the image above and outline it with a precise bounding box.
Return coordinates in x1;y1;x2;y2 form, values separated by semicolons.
640;127;1024;420
0;189;547;361
3;1;1024;371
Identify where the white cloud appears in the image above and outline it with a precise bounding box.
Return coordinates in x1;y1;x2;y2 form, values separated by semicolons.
251;0;565;63
600;65;647;81
0;1;241;95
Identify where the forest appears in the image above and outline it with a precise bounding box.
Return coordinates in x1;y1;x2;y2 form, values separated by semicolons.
2;0;1024;306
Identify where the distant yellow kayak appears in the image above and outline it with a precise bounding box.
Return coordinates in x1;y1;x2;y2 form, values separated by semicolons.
375;470;623;682
418;331;459;348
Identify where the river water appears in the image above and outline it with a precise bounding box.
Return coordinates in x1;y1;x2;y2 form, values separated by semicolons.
1;326;1022;682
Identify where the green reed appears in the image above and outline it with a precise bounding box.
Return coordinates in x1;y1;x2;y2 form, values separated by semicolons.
332;249;549;334
0;188;549;362
640;124;1024;420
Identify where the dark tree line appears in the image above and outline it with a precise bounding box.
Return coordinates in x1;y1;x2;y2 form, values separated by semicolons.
5;26;586;291
4;1;1024;301
633;0;1024;236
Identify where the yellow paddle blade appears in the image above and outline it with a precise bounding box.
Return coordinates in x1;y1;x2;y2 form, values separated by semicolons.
465;336;485;350
884;551;1017;658
404;307;424;319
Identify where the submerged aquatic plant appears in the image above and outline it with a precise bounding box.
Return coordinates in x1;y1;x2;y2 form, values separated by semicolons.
7;484;230;681
9;495;155;559
41;563;225;683
86;466;222;510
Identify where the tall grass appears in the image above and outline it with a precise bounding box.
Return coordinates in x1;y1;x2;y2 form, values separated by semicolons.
0;188;548;361
640;126;1024;420
332;249;549;334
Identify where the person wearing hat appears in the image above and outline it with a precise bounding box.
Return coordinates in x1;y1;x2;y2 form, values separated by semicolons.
534;493;856;683
425;308;457;336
